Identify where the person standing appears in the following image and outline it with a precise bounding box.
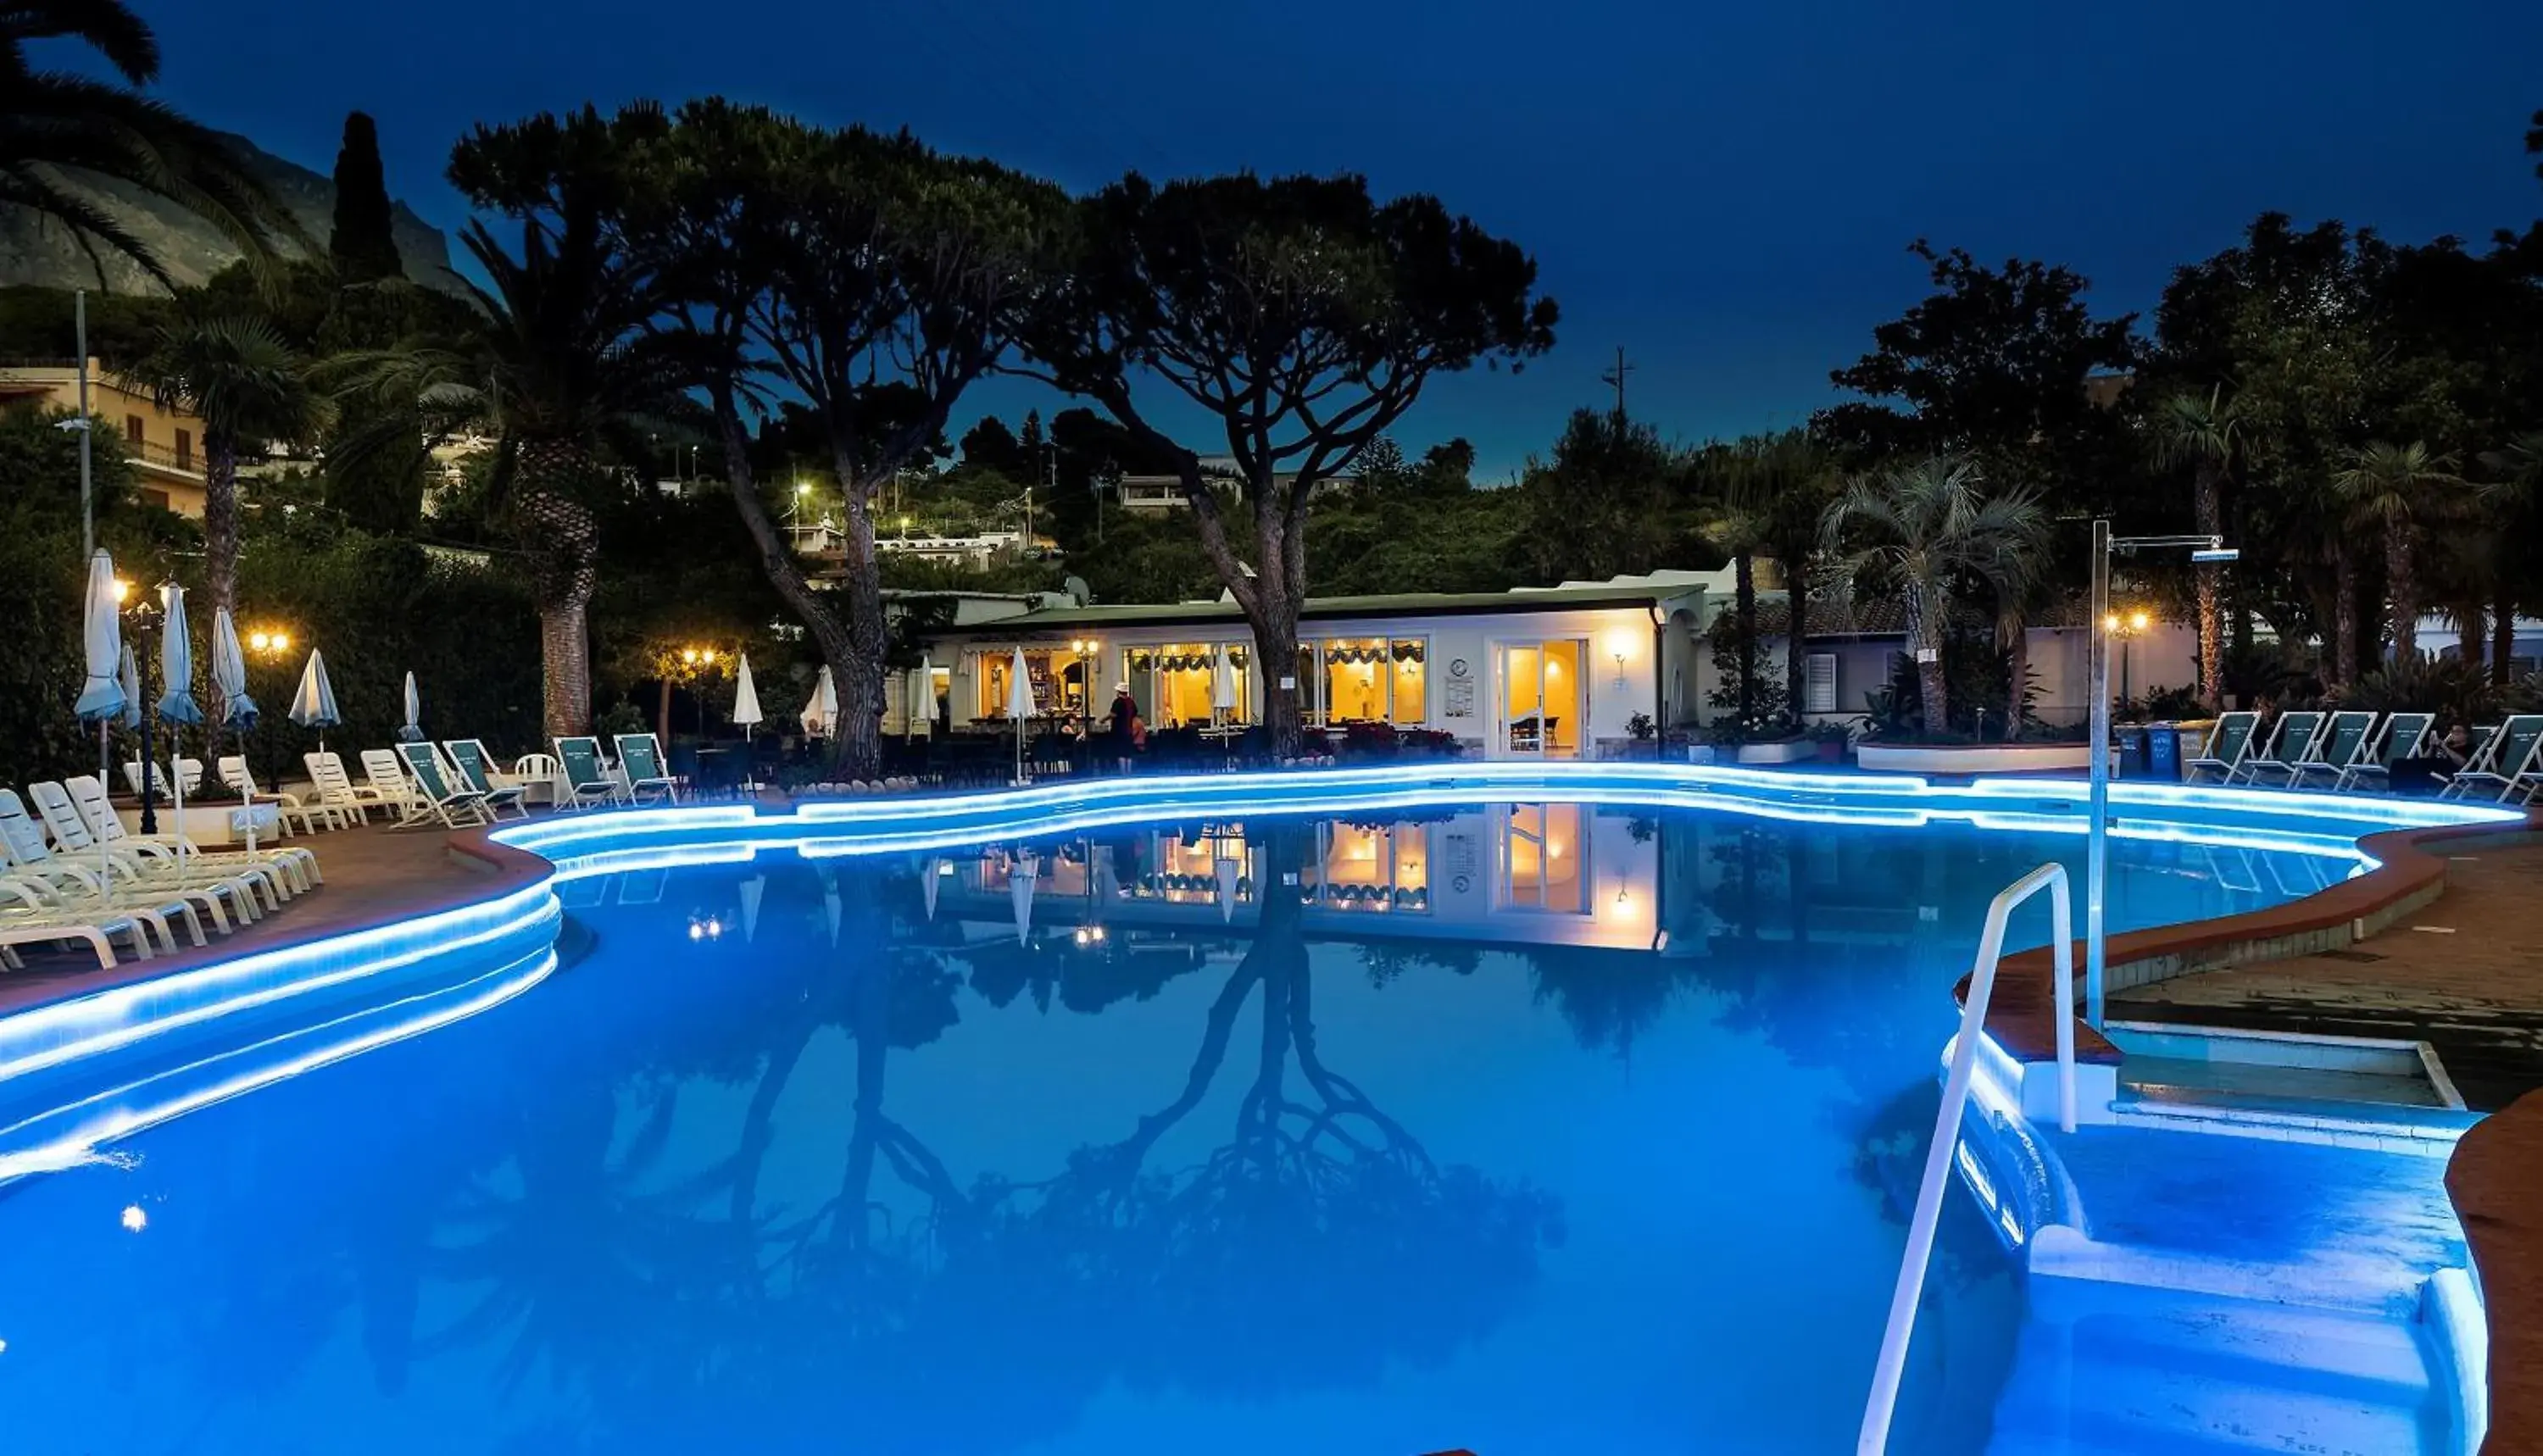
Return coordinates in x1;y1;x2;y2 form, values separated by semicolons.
1109;682;1144;769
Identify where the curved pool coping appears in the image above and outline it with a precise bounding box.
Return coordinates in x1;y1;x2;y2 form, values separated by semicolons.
3;763;2530;1427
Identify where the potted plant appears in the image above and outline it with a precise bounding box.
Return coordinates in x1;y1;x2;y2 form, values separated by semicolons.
1805;720;1853;763
1627;712;1657;759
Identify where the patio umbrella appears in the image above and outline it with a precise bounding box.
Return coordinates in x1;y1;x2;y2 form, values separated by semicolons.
290;648;341;752
800;664;837;737
210;609;259;847
1213;647;1238;723
116;644;141;729
211;609;258;731
158;585;202;866
910;653;934;740
732;653;763;791
921;855;943;921
74;550;125;723
1007;646;1033;785
400;670;423;742
1010;852;1037;946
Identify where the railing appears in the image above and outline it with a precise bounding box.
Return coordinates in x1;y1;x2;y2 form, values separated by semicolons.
125;438;204;475
1858;861;2078;1456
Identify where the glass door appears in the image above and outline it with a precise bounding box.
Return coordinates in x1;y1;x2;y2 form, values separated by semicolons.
1498;641;1584;758
1501;643;1546;755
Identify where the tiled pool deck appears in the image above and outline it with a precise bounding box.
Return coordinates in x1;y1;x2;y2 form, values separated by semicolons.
3;788;2540;1450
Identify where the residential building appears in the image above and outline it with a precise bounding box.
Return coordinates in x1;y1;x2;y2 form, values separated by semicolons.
898;570;1725;757
0;358;211;516
1114;455;1358;514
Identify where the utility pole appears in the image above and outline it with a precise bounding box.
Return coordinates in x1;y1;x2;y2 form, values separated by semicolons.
1600;345;1634;420
75;290;95;558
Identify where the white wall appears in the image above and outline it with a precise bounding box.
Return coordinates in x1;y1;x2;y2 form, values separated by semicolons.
924;603;1676;758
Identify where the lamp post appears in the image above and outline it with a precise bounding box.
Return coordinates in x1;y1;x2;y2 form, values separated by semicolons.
245;626;293;785
2100;608;2151;702
2085;522;2237;1026
118;579;162;834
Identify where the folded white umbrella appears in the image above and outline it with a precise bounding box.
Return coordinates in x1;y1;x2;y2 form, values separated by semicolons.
921;855;943;921
158;586;201;861
1007;646;1033;784
74;550;125;722
738;875;765;942
732;653;763;791
400;670;423;742
211;609;257;731
290;648;341;752
1213;648;1238;720
116;643;141;729
800;664;837;736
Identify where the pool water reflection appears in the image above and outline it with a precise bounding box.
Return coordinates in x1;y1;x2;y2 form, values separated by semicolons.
0;803;2368;1453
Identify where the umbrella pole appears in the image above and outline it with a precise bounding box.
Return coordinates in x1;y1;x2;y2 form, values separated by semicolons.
170;725;185;874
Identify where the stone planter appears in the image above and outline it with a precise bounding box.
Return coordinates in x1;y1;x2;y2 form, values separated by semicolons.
1734;738;1816;765
1854;742;2117;775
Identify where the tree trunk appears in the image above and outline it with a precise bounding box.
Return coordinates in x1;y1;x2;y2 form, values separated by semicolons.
1783;547;1810;727
2459;605;2484;672
2495;585;2518;686
1734;552;1757;726
656;676;673;751
514;442;601;740
202;431;242;741
2003;625;2028;741
2385;517;2417;663
2193;463;2223;709
712;397;878;778
2331;542;2358;688
1908;594;1947;732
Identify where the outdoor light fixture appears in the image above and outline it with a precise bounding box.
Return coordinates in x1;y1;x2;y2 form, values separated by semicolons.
111;578;132;603
2082;522;2238;1027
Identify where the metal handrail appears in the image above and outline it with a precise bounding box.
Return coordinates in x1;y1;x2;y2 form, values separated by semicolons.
1858;861;2078;1455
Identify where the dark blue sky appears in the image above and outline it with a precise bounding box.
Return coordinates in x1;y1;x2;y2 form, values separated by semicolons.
119;0;2543;478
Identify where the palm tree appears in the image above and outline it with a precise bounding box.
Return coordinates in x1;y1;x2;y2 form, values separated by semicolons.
1697;446;1772;728
1;1;296;285
131;315;326;628
2332;441;2463;664
334;216;675;736
2149;386;2240;708
2478;434;2542;683
1822;457;2047;732
1705;430;1843;728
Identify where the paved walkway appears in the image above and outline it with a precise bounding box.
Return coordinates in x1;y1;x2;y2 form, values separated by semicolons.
0;820;496;1017
2117;842;2543;1113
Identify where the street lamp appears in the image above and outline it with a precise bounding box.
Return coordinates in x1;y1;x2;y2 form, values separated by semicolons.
2101;609;2151;701
120;581;165;834
2084;521;2236;1027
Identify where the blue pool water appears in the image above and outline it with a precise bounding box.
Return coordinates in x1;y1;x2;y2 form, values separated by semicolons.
0;786;2476;1453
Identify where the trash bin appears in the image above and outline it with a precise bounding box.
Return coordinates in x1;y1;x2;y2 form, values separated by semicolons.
2116;725;2147;778
2144;722;2184;781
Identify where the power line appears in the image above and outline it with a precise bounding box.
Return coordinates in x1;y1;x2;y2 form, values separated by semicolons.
1600;346;1634;419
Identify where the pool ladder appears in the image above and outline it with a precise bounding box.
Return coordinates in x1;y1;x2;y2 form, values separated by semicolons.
1857;862;2079;1456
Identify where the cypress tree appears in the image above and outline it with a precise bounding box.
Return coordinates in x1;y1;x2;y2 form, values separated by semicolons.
328;112;402;282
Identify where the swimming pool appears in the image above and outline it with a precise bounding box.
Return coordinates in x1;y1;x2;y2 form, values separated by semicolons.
0;768;2514;1453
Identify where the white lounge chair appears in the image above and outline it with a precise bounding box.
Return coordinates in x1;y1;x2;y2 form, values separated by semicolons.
2289;711;2377;790
610;733;682;804
2339;712;2434;793
2440;715;2543;803
2183;712;2258;784
303;751;388;824
551;736;625;810
215;756;346;835
360;749;426;820
0;790;203;949
390;742;492;828
2230;711;2323;786
8;786;231;936
47;775;313;906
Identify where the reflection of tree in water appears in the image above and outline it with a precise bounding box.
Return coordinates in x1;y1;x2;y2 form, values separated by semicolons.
957;822;1563;1403
374;829;1559;1449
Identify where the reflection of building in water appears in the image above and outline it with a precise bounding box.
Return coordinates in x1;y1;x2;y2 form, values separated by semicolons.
929;805;1663;951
